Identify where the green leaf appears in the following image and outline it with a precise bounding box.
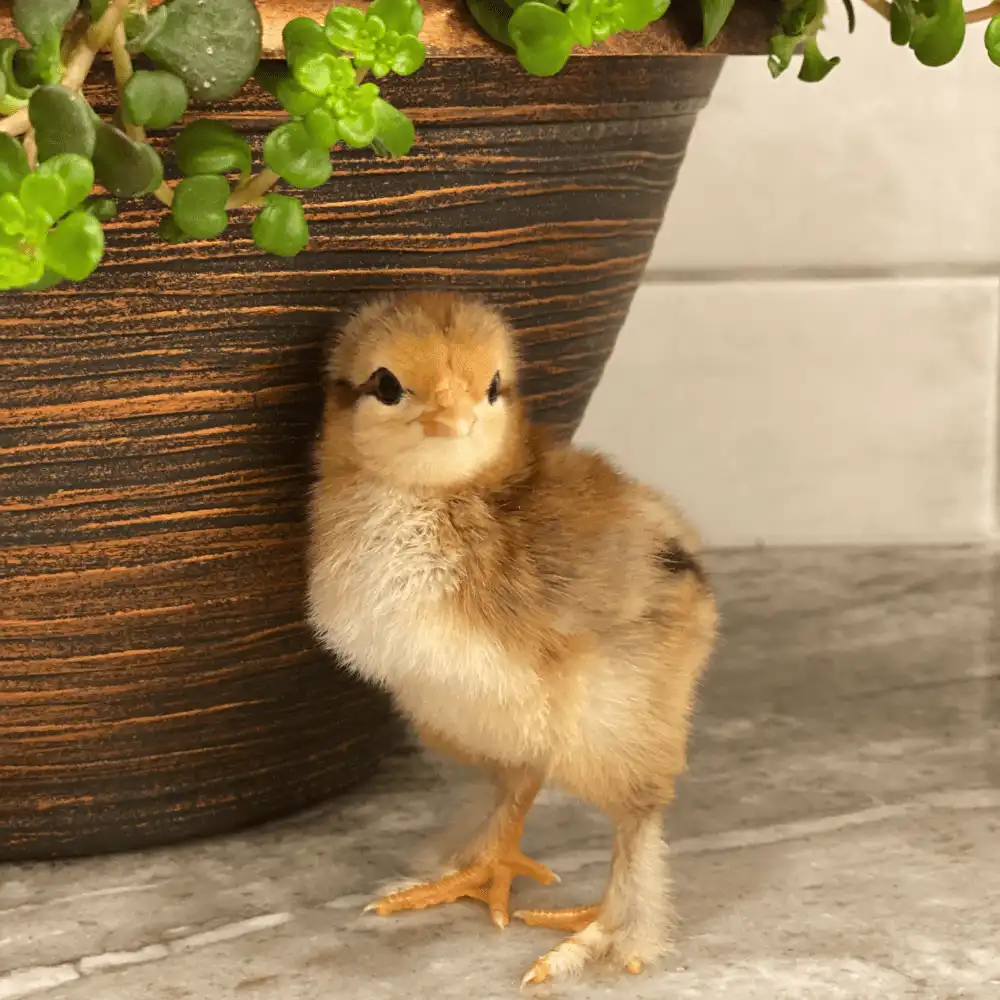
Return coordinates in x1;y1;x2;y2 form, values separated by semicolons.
778;0;822;35
20;171;67;222
263;121;332;188
174;120;252;177
390;34;426;74
123;70;189;128
28;85;97;161
16;31;64;88
767;32;799;77
371;97;414;156
797;35;840;80
564;0;593;45
304;107;341;147
335;90;379;148
891;0;914;44
277;77;324;116
38;153;95;209
0;246;45;291
508;3;575;76
909;0;965;66
22;267;64;290
84;195;117;221
293;50;348;95
171;174;230;239
699;0;735;45
13;0;77;46
617;0;669;32
324;7;368;49
45;210;105;281
465;0;514;46
0;39;34;102
143;0;262;101
285;15;335;59
123;5;168;54
158;214;189;243
89;0;109;22
0;134;30;196
368;0;424;36
285;18;346;94
986;14;1000;67
252;194;309;257
92;122;164;197
254;62;288;99
0;93;26;117
0;192;28;235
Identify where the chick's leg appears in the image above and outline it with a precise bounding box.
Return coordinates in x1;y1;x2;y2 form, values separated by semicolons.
369;767;557;928
521;806;671;986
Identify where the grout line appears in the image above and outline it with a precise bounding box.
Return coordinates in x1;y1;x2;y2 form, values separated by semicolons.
4;787;998;998
641;266;1000;284
990;278;1000;541
667;788;1000;858
544;788;1000;878
700;540;1000;554
0;913;293;1000
701;541;1000;554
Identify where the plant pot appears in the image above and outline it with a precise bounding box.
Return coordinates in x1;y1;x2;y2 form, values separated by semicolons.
0;0;770;861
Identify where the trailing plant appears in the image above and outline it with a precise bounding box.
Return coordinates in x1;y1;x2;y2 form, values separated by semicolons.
467;0;1000;79
0;0;423;291
2;0;999;292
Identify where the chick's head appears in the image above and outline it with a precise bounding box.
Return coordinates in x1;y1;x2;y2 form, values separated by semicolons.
328;293;522;489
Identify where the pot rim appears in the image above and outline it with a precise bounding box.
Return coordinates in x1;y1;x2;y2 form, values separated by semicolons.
0;0;773;62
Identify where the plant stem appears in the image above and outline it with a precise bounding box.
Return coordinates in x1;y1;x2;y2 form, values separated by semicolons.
61;10;92;64
226;168;280;210
153;182;175;207
966;1;1000;22
110;24;142;141
0;107;28;137
0;0;130;136
23;129;37;169
223;67;370;212
107;22;174;207
62;0;132;91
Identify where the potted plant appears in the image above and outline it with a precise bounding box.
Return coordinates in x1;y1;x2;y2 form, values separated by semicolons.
1;0;989;862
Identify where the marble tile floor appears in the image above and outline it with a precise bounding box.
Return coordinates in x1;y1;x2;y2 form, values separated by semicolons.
2;547;998;1000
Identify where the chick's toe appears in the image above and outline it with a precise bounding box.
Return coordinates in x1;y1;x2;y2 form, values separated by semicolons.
368;847;557;928
513;904;600;932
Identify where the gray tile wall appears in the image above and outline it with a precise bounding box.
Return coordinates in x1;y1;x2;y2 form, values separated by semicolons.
577;16;1000;547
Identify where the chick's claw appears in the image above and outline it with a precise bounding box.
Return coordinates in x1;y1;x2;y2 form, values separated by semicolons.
519;917;654;987
367;850;558;929
368;865;489;916
520;959;550;989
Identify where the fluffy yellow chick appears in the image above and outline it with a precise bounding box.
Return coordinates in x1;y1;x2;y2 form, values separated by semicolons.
307;292;717;986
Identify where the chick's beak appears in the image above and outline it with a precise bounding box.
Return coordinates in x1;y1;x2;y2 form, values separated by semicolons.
420;381;476;438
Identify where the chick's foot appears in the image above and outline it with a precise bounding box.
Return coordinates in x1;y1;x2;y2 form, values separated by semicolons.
367;847;558;929
519;916;656;987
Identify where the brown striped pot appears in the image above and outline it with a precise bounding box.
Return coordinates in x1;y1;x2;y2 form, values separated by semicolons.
0;0;770;860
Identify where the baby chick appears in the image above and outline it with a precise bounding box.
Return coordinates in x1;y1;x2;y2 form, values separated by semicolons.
307;292;717;986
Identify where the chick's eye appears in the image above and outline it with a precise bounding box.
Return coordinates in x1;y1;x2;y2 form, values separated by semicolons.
370;368;404;406
487;371;501;405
